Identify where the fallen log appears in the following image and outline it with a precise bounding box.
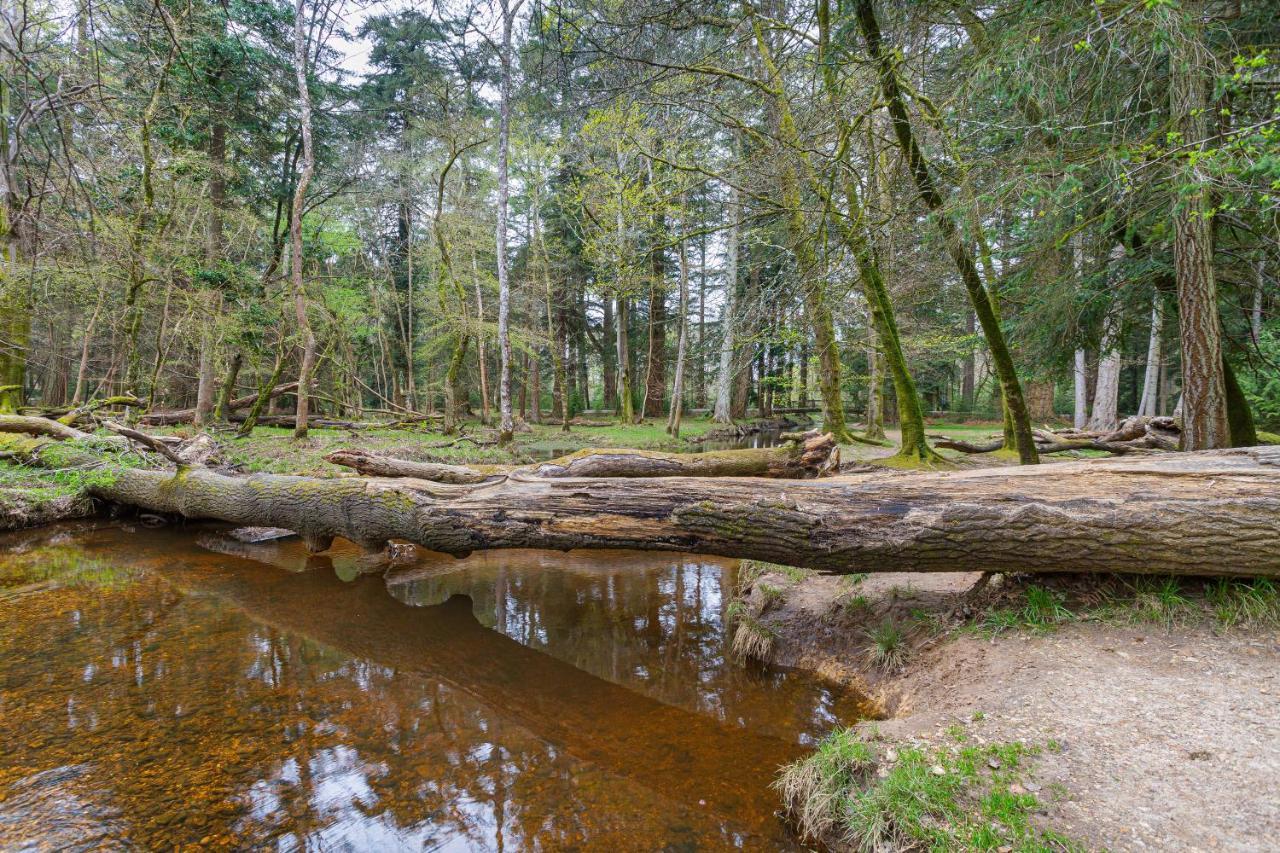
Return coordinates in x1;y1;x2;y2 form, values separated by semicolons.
0;414;95;441
325;431;840;483
934;415;1183;456
325;449;498;484
5;416;1277;576
64;444;1280;576
231;413;440;430
139;382;299;425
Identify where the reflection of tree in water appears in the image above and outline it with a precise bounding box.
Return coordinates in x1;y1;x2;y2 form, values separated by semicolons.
388;549;866;742
0;531;806;850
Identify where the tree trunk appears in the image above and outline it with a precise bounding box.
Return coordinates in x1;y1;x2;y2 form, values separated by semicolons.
616;296;635;423
236;359;288;437
290;0;318;440
494;0;517;445
644;274;667;419
1166;2;1229;450
1252;259;1265;345
666;227;690;437
865;314;885;440
1088;254;1125;432
53;442;1280;576
193;293;221;427
713;184;739;424
1138;293;1164;417
327;433;837;483
855;0;1037;464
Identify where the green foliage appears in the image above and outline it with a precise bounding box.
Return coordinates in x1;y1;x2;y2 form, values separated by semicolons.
1240;328;1280;430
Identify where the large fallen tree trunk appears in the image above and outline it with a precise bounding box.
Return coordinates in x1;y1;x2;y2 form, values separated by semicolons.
139;382;299;425
77;445;1280;576
324;431;840;483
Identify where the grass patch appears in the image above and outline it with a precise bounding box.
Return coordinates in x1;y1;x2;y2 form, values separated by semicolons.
731;615;776;662
976;576;1280;637
777;730;1083;852
865;620;908;672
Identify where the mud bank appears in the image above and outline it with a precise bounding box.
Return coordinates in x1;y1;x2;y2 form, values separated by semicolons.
739;568;1280;851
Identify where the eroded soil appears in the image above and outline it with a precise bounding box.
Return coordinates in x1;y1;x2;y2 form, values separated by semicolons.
747;569;1280;852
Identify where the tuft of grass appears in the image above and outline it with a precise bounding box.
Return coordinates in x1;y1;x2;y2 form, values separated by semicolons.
1128;576;1192;628
980;585;1074;636
1022;585;1073;628
1094;576;1280;631
731;615;776;662
865;620;908;672
757;582;786;611
1204;577;1280;628
774;728;876;841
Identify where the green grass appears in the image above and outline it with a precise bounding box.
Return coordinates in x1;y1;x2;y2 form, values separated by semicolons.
977;576;1280;637
777;729;1084;851
774;728;875;840
866;619;908;672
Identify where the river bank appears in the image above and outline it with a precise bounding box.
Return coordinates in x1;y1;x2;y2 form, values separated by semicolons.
736;564;1280;850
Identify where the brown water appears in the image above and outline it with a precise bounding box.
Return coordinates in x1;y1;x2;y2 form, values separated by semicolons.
0;523;868;850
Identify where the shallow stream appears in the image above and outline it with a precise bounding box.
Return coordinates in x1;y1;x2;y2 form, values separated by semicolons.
0;523;867;850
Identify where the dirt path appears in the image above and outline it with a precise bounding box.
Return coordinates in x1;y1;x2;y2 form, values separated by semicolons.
752;570;1280;851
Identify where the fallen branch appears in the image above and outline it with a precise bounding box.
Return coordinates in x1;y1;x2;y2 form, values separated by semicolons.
325;450;498;484
139;382;299;425
104;421;186;465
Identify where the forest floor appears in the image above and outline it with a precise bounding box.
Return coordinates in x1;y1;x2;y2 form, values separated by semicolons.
740;563;1280;851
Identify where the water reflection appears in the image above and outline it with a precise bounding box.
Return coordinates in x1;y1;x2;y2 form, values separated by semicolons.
0;524;865;850
386;548;863;742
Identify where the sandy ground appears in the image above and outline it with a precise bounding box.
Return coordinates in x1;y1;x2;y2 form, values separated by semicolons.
754;571;1280;852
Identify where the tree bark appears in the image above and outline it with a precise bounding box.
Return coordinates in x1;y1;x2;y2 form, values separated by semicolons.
1088;269;1125;432
713;183;740;424
494;0;520;445
66;443;1280;576
1166;2;1229;449
1138;293;1164;417
666;227;690;437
